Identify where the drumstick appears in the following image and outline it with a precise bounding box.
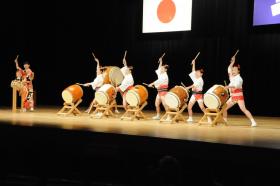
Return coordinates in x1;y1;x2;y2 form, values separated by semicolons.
143;83;154;88
158;53;166;63
76;83;86;87
181;82;190;93
181;82;187;88
123;50;127;59
92;52;97;59
193;52;200;61
224;80;230;95
190;52;200;65
224;80;227;86
232;49;239;58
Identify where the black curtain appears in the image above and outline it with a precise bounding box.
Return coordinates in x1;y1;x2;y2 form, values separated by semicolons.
1;0;280;116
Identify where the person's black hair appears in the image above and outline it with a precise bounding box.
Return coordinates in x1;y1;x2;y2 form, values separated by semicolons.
233;64;240;70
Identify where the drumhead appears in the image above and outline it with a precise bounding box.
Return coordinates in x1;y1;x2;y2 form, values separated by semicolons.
62;90;74;103
109;67;124;86
95;91;109;105
204;93;221;109
165;92;180;109
126;90;140;107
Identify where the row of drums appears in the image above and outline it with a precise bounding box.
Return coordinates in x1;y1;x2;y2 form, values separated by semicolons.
62;84;149;107
62;84;229;111
61;66;229;110
163;85;229;110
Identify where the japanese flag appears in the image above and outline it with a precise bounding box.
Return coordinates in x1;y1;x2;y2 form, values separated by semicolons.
142;0;192;33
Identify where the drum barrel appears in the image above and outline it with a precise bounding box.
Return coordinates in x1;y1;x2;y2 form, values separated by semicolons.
62;84;83;103
125;85;148;106
134;85;148;105
165;86;189;109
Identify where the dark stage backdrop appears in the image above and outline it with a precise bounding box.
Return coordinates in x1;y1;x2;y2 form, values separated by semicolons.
1;0;280;116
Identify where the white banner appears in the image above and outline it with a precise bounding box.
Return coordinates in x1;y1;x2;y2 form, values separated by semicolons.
142;0;192;33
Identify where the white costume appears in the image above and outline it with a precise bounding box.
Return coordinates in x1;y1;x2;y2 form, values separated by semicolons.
154;69;169;89
119;67;134;92
189;71;204;103
228;67;243;88
228;67;244;102
229;74;243;89
91;74;104;90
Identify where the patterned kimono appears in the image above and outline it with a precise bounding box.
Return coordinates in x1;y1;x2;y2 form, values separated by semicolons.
19;68;34;109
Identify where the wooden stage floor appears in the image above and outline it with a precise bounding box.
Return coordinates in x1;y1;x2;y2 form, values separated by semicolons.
1;107;280;150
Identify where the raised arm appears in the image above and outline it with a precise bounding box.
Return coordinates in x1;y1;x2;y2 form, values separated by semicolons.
92;52;101;72
191;60;196;72
123;50;127;67
158;58;163;69
92;52;100;64
158;53;165;69
123;59;127;67
95;57;100;68
228;50;239;73
14;55;21;70
228;56;235;74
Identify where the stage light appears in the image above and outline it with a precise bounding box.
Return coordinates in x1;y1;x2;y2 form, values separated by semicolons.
142;0;192;33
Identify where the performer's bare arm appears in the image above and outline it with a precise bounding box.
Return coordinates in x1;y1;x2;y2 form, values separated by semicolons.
123;50;128;67
229;57;235;70
225;85;236;89
229;50;239;69
148;82;155;87
84;83;91;87
158;58;163;69
191;60;196;72
186;84;194;90
123;59;127;67
157;53;165;69
92;53;100;67
95;58;101;70
14;55;21;70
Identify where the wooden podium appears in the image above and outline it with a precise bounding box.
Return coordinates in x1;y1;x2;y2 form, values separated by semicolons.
11;81;23;113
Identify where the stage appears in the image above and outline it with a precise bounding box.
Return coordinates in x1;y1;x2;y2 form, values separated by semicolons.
1;107;280;150
1;107;280;185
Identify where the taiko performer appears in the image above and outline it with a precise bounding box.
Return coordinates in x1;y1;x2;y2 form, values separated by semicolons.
148;53;169;120
14;56;34;112
83;54;104;113
185;59;206;123
223;55;257;127
116;51;134;110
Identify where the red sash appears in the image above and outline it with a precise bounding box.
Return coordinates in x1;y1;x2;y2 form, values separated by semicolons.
157;85;168;96
231;88;244;101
